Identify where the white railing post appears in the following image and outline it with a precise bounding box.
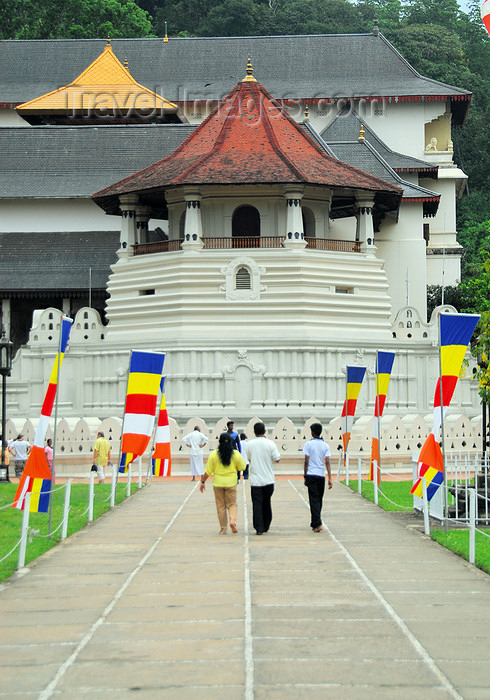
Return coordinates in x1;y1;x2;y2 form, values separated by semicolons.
469;488;476;565
357;457;362;495
138;456;142;490
373;461;379;505
422;478;430;536
345;452;350;487
88;471;95;522
127;466;131;499
61;479;72;540
111;466;117;508
18;492;31;569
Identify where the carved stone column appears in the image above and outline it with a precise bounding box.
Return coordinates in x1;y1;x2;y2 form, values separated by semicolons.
135;205;151;245
182;190;203;249
284;189;306;248
356;197;376;253
118;194;139;259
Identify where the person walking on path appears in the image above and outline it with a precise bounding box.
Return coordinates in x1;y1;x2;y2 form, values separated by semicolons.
92;431;112;484
237;432;249;482
303;422;332;532
224;420;241;454
200;432;245;534
182;426;208;480
9;434;31;478
246;422;280;535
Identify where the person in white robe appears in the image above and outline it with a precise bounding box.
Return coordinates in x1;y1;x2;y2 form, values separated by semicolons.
182;426;209;480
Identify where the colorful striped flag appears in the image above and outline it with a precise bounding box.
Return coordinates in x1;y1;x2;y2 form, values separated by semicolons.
152;377;172;477
341;366;366;455
120;350;165;472
369;351;395;482
14;316;73;512
411;313;479;500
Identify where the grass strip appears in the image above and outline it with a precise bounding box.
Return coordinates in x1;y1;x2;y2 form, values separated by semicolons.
342;478;413;511
431;529;490;575
0;481;138;583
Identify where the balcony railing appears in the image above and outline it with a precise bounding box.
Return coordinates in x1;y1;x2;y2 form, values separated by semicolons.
305;238;361;252
133;237;361;255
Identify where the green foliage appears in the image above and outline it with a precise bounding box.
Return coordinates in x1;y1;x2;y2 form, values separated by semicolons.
0;481;138;583
0;0;153;39
426;285;463;321
431;528;490;574
458;219;490;280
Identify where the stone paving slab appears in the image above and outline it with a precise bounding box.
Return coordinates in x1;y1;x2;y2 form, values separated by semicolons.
0;479;488;699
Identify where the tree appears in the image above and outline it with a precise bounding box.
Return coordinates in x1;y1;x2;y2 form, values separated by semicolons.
0;0;153;39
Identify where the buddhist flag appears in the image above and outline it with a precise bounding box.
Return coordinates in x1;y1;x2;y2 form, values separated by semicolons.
14;316;73;512
369;351;395;482
411;313;479;500
120;350;165;473
152;377;172;477
341;366;366;454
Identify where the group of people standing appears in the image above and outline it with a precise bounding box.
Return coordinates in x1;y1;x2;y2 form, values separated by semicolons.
184;421;332;535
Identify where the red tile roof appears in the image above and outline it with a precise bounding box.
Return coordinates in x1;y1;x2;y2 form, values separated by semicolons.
93;76;402;206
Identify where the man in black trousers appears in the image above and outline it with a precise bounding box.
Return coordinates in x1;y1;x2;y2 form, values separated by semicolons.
303;423;332;532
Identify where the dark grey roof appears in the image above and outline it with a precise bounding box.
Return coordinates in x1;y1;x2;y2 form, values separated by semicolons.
0;34;470;109
321;107;438;177
0;124;194;198
0;231;119;292
325;138;440;214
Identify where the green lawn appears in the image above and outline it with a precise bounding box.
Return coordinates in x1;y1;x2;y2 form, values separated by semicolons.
342;478;413;511
342;477;490;575
431;529;490;575
0;481;138;583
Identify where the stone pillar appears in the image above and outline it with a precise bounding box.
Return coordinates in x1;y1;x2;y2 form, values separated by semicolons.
135;206;151;245
1;299;10;336
284;189;306;248
182;190;203;249
356;197;376;253
118;194;139;259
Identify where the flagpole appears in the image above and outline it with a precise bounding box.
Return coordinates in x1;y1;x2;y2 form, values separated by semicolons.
376;351;381;487
344;370;348;472
116;349;133;490
147;378;163;483
48;315;65;536
438;313;448;532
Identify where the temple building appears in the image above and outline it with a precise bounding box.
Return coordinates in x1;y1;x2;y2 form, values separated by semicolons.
0;30;478;425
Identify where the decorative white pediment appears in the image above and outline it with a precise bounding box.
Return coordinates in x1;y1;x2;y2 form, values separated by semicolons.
220;256;266;300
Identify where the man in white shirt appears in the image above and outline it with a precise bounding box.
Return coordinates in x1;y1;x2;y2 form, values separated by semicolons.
182;426;208;480
246;422;280;535
9;434;31;478
303;422;332;532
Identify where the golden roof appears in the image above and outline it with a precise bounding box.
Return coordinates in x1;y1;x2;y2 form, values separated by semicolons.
17;41;177;115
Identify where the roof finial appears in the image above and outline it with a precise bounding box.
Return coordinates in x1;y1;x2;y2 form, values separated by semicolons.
358;124;365;142
124;57;129;70
373;16;379;36
164;21;168;43
106;35;111;45
242;57;257;82
304;104;309;122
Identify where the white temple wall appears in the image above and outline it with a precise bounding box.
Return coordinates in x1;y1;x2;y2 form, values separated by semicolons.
0;108;28;126
376;203;427;320
0;198;120;233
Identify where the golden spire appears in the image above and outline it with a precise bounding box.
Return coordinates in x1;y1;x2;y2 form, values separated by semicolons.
164;21;168;43
124;57;129;71
242;57;257;82
304;104;309;122
358;124;365;142
106;36;111;45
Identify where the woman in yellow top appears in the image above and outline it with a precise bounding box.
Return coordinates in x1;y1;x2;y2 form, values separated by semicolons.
200;432;245;534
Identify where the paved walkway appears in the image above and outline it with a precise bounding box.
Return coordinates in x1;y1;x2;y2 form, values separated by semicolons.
0;479;489;699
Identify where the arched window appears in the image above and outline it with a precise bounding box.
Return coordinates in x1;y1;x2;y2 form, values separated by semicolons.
232;205;260;247
235;267;251;290
302;207;315;239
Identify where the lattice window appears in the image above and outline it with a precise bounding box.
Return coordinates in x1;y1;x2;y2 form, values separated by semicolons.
235;267;251;290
